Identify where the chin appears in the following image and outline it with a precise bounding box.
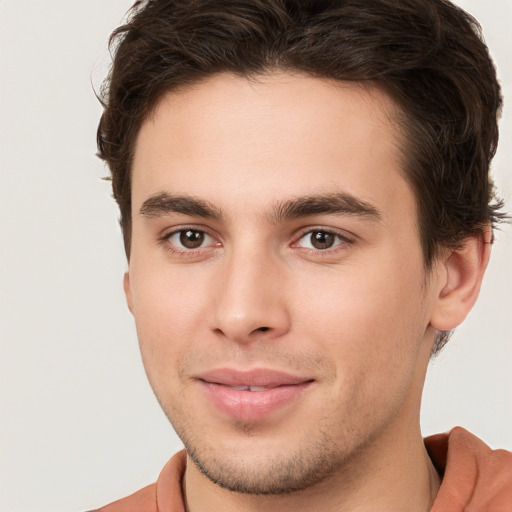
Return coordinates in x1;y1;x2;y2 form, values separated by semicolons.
186;440;343;495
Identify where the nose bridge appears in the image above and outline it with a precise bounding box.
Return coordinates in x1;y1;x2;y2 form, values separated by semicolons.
213;240;289;342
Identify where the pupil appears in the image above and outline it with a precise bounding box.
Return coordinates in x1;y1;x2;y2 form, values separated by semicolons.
311;231;334;249
180;230;204;248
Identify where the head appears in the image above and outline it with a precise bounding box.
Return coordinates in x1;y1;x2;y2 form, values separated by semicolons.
98;0;504;355
97;0;504;498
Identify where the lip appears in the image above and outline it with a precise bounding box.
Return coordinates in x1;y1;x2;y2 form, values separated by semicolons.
196;368;314;421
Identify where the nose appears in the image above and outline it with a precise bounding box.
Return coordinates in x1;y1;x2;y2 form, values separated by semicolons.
212;246;291;344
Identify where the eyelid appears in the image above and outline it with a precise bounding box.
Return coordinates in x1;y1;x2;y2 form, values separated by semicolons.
160;225;222;254
291;226;356;251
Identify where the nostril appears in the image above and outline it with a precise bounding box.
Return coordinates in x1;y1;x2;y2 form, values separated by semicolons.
257;327;269;332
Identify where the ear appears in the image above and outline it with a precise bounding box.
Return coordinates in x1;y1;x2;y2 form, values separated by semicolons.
430;228;492;331
123;270;134;314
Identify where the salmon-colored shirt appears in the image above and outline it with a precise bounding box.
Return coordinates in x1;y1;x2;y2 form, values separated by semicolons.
92;427;512;512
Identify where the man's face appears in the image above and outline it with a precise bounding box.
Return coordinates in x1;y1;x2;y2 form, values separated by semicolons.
126;73;440;493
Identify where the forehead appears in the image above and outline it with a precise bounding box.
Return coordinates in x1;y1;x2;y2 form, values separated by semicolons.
132;72;413;221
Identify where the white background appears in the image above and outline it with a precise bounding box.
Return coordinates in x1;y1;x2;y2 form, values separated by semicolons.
0;1;511;511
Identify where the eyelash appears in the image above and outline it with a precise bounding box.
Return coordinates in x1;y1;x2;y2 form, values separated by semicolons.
160;227;355;257
291;228;354;254
160;226;220;256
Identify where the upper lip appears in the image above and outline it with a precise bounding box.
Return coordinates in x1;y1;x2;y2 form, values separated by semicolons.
195;368;313;388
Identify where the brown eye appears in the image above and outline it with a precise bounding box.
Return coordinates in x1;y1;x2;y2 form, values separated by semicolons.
166;229;219;254
295;230;349;251
179;230;205;249
309;231;336;249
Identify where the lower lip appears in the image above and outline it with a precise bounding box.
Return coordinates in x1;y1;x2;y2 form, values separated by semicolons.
200;381;313;421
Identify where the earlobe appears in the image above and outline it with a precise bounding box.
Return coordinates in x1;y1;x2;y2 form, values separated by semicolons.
123;271;134;314
430;228;492;331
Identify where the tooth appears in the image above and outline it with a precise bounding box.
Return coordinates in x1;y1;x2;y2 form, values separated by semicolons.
228;385;269;391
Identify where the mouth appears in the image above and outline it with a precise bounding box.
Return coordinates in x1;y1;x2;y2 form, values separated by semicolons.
224;385;276;391
195;368;315;421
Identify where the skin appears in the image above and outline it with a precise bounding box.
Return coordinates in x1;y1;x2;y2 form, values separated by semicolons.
125;72;490;512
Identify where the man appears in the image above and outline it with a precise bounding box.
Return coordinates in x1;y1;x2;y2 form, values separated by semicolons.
93;0;512;510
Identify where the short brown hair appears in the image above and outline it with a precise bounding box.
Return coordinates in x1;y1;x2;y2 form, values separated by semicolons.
97;0;506;351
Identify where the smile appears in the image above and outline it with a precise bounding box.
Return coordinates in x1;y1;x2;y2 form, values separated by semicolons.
195;368;314;421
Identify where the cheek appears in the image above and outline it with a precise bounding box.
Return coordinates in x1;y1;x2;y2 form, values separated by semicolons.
128;263;212;371
297;265;423;339
294;260;427;387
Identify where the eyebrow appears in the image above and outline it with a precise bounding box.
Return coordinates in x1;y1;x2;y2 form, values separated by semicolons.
139;191;381;223
269;192;381;223
139;192;223;220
